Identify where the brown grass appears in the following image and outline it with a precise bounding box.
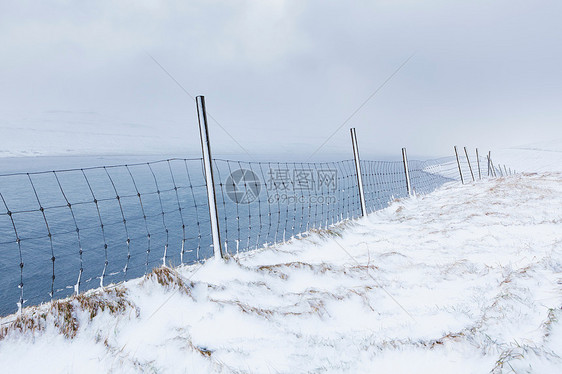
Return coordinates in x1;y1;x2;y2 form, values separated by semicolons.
0;287;134;340
257;261;345;278
308;226;345;239
210;296;330;319
143;266;193;296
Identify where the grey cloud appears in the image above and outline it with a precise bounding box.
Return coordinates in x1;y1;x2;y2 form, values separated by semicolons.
1;0;561;160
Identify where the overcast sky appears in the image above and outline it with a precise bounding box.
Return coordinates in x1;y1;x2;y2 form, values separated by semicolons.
1;0;561;160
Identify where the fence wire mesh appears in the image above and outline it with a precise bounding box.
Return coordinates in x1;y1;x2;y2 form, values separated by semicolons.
0;153;503;315
0;159;212;316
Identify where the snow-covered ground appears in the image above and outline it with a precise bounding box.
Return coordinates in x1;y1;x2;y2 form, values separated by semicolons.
494;140;562;173
0;162;560;372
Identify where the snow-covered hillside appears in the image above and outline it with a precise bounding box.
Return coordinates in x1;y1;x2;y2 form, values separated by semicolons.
494;140;562;173
0;169;560;373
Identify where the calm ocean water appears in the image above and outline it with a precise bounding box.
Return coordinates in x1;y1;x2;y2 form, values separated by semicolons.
0;155;451;316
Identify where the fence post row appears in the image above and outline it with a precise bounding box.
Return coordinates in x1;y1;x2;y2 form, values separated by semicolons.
350;128;367;217
476;148;481;180
196;96;223;260
402;147;412;196
454;146;464;184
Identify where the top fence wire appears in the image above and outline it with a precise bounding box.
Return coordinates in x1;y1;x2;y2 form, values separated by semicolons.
0;153;506;316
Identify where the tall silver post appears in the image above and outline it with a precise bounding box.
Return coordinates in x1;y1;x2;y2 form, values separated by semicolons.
489;156;497;177
487;151;491;176
350;128;367;216
464;146;475;182
196;96;223;260
401;147;412;196
454;146;464;184
476;148;481;180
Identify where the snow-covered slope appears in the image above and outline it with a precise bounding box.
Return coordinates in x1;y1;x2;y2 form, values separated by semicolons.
494;140;562;173
1;170;560;373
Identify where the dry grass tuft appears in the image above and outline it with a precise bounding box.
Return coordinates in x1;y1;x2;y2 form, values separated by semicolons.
257;262;311;279
541;307;560;339
256;261;344;280
144;266;193;295
491;347;526;373
255;261;379;282
0;287;134;340
213;299;276;318
426;332;464;348
210;296;330;319
0;312;47;340
74;287;132;320
308;227;344;239
368;331;466;351
192;344;213;357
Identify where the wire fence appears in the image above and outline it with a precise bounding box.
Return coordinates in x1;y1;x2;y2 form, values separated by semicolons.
0;151;510;316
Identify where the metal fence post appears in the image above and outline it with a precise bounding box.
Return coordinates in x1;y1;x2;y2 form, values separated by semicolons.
489;156;497;177
401;147;412;196
454;146;464;184
350;128;367;216
487;151;491;176
476;148;481;180
464;146;475;182
196;96;223;260
503;165;508;176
